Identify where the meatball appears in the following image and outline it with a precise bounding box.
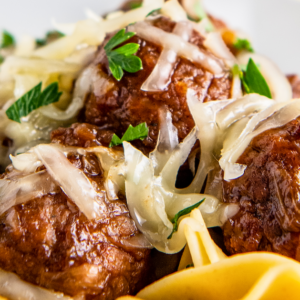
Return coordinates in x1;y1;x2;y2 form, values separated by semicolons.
222;117;300;260
0;149;150;299
287;74;300;98
82;17;232;153
51;123;114;148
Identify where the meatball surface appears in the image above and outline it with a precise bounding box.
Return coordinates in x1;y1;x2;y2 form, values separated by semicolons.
83;17;232;153
0;152;150;299
287;74;300;99
222;118;300;260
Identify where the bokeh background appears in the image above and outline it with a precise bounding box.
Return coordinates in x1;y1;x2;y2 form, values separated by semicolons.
0;0;299;74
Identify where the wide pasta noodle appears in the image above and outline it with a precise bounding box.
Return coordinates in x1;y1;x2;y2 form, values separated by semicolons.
117;209;300;300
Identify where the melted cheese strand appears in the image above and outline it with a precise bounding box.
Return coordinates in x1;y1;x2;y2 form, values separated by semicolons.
0;268;72;300
141;21;193;92
0;171;57;216
221;100;300;180
34;144;105;220
128;21;224;74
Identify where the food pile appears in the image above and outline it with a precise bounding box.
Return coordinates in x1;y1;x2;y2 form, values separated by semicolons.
0;0;300;299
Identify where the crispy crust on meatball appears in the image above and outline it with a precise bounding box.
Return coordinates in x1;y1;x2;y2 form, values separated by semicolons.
223;118;300;260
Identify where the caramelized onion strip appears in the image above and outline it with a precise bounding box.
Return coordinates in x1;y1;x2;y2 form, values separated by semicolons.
128;21;224;74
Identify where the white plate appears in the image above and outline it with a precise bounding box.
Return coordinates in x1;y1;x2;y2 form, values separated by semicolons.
0;0;299;74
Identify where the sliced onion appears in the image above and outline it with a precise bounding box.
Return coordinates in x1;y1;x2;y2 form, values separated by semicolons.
215;94;274;130
10;152;42;173
64;45;97;66
186;91;276;183
204;32;236;68
123;136;233;253
0;268;72;300
0;80;14;107
143;0;164;7
13;74;45;99
39;65;112;121
1;56;81;77
180;0;200;20
128;22;224;74
121;233;153;249
205;167;223;200
38;97;83;121
231;73;243;99
161;0;188;22
220;100;300;180
34;144;106;220
237;52;293;102
186;90;232;193
150;109;179;175
0;171;58;216
142;21;193;92
85;8;103;23
14;35;36;57
105;11;125;20
202;32;242;98
51;18;76;35
79;146;126;201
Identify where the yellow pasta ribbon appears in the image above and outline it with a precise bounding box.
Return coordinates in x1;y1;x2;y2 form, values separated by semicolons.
118;209;300;300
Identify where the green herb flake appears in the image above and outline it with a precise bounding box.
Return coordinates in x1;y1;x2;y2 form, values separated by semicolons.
6;82;62;123
109;123;149;147
168;198;205;240
36;30;65;47
186;264;194;268
0;55;4;64
240;58;272;99
194;2;214;32
233;38;254;53
104;29;143;81
129;1;142;9
146;8;161;17
1;30;15;49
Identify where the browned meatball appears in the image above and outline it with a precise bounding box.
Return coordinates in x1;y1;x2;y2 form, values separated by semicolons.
287;74;300;98
51;123;114;148
83;17;232;153
0;152;150;299
222;117;300;260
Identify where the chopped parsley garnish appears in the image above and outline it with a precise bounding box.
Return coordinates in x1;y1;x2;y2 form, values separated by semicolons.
6;82;62;123
1;30;15;49
104;29;143;81
36;30;65;47
146;8;161;17
233;38;254;53
168;198;205;240
128;1;142;9
235;58;272;99
186;264;194;268
109;123;149;148
0;55;4;64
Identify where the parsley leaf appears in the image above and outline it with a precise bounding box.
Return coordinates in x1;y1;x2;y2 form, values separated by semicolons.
6;82;62;123
239;58;272;99
36;30;65;47
168;198;205;239
128;1;142;9
146;8;161;17
233;38;254;53
1;30;15;49
194;2;214;32
109;123;149;148
104;29;143;81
